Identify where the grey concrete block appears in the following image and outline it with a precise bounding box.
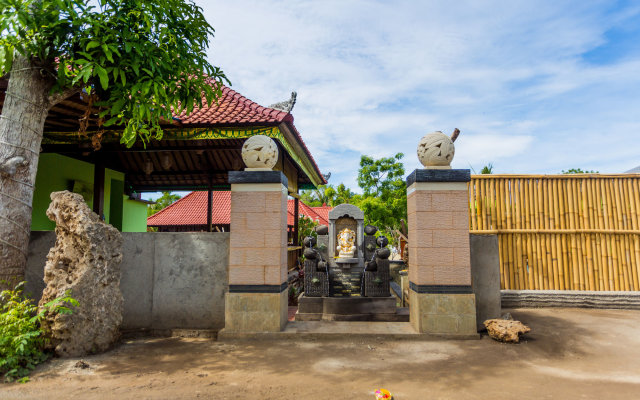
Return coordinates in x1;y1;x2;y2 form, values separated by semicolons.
28;231;231;332
152;233;229;330
501;290;640;309
120;233;155;330
25;231;56;301
470;234;501;330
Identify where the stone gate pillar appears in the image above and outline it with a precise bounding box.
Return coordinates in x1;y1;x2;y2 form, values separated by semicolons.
223;170;289;333
406;169;477;335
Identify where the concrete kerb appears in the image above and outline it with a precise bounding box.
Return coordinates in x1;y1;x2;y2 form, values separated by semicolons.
217;321;481;341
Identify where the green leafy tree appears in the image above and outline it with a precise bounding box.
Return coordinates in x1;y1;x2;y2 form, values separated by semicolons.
562;168;599;174
358;153;405;198
480;163;494;174
356;153;406;234
297;215;318;245
147;191;181;217
300;183;355;207
300;184;333;207
0;0;227;287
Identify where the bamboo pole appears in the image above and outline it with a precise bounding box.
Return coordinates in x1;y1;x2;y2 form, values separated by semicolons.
618;234;630;291
625;234;638;290
621;179;630;230
613;179;625;230
546;234;555;289
605;179;615;230
470;180;478;231
507;234;516;289
633;236;640;291
526;233;536;289
594;178;605;230
498;234;506;289
535;228;545;289
515;234;525;289
586;179;597;230
500;178;507;230
490;179;497;230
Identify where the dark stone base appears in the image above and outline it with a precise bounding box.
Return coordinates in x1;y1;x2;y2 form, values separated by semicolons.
296;294;408;322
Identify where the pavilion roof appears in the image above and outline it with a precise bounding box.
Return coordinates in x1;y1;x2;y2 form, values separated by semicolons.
0;79;325;189
147;191;331;227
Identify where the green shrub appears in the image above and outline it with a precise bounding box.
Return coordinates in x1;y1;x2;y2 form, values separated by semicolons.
0;283;78;382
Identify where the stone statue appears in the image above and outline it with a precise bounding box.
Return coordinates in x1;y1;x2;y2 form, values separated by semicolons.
241;135;279;170
336;227;356;258
302;236;329;297
417;128;460;168
364;235;391;297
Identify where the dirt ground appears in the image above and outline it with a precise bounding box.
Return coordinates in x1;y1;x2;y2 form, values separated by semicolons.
2;308;640;400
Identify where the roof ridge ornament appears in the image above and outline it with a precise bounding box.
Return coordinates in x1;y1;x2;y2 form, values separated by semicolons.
269;91;297;113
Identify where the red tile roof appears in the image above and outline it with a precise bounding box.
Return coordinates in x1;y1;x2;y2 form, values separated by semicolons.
286;200;330;226
147;191;231;226
171;84;325;186
174;86;291;125
147;191;330;228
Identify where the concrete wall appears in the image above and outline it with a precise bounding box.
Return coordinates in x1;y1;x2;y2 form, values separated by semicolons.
502;290;640;309
470;234;501;329
26;232;229;331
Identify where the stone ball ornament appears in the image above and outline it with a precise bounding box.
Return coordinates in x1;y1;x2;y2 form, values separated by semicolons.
417;128;460;168
241;135;279;170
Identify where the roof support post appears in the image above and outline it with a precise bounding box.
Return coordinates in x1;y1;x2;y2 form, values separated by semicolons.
93;160;105;219
293;197;299;246
207;176;213;232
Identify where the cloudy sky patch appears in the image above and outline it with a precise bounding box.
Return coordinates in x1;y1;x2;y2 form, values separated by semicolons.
196;0;640;189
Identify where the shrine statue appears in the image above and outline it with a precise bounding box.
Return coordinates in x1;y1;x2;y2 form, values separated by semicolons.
336;227;356;258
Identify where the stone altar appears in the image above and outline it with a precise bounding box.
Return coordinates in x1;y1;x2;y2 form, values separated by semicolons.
297;204;404;321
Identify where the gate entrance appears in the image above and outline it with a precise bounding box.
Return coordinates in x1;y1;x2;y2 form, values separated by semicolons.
296;203;407;322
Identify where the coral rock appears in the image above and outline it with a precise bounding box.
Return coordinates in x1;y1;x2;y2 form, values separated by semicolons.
484;319;531;343
39;191;124;357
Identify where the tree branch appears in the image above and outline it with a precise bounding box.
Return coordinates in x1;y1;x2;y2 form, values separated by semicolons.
47;86;82;107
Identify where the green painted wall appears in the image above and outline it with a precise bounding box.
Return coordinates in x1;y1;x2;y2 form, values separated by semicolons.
31;153;147;232
122;198;149;232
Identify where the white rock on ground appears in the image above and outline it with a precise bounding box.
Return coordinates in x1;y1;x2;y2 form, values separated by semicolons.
39;190;124;357
484;319;531;343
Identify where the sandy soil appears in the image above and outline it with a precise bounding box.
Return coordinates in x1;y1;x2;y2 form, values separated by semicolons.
2;308;640;400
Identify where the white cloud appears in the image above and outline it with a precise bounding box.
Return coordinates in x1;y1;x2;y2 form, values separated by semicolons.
198;0;640;187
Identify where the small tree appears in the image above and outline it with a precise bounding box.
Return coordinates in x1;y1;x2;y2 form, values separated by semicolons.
0;0;227;287
480;163;494;174
356;153;406;233
147;191;181;217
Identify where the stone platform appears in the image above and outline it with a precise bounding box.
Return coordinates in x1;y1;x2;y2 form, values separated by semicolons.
296;294;409;322
217;321;480;341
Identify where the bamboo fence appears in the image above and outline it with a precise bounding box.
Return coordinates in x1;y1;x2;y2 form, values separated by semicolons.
469;174;640;291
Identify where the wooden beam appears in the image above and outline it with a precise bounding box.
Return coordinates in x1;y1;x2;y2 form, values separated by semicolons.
41;143;241;153
127;169;228;178
293;197;300;246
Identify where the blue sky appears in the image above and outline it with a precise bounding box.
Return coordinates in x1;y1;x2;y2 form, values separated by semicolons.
187;0;640;192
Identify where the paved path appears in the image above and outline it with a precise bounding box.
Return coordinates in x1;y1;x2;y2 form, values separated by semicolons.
2;308;640;399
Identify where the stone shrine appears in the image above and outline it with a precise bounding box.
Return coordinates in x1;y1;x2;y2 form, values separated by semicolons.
297;204;403;321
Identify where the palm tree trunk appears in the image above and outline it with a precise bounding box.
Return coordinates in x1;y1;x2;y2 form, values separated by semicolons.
0;55;53;289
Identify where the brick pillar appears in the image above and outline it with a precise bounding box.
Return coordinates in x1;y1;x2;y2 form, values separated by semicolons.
223;171;289;333
406;169;477;335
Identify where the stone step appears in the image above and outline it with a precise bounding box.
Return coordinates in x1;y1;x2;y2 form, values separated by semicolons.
296;307;409;322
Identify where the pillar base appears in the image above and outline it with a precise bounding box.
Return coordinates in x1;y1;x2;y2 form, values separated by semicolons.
223;290;288;333
409;290;477;335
